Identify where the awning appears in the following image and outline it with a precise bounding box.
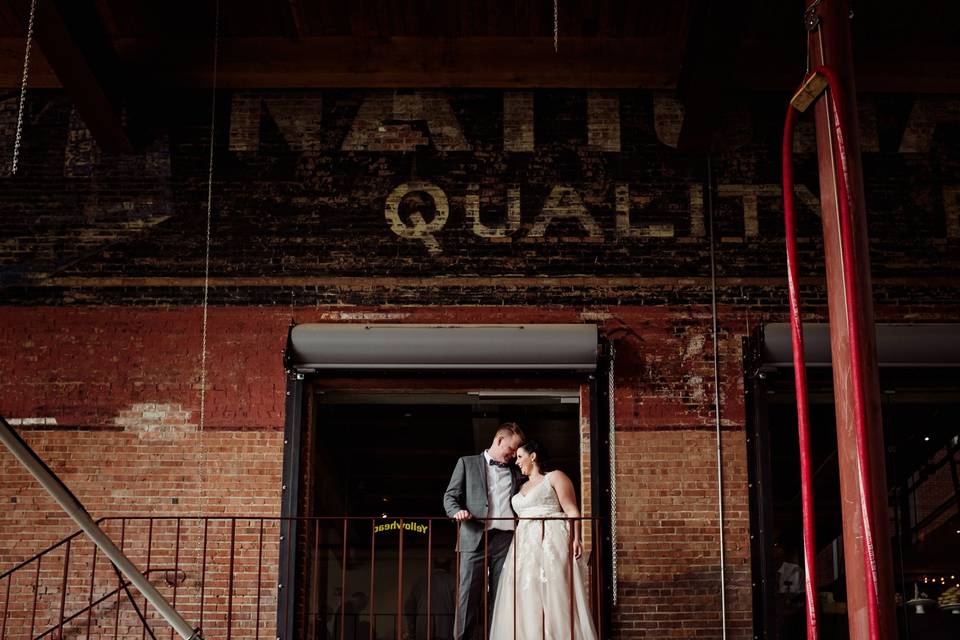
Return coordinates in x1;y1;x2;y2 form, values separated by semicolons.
761;323;960;367
286;324;598;371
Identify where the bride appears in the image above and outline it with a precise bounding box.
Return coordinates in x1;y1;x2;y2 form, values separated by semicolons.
489;440;598;639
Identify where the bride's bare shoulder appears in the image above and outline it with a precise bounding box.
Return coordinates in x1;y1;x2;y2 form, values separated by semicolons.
546;470;571;485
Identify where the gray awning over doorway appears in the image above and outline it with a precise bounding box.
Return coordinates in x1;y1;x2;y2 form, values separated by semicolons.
761;323;960;367
286;323;598;371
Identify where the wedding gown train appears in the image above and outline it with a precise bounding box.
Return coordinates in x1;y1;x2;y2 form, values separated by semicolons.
488;472;599;639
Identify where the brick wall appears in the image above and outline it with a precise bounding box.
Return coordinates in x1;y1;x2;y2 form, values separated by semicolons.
0;306;760;637
1;87;959;637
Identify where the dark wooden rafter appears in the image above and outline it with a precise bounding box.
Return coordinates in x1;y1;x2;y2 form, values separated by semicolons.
7;0;132;153
0;1;957;92
674;0;744;152
0;35;681;89
280;0;308;40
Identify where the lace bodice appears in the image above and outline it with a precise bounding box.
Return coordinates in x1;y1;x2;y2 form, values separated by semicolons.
512;473;564;518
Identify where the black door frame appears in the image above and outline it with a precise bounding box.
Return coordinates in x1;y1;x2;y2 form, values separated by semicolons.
277;334;615;639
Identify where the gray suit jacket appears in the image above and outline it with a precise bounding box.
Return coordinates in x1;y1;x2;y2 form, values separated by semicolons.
443;454;524;552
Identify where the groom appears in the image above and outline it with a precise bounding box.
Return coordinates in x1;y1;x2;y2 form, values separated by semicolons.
443;422;525;640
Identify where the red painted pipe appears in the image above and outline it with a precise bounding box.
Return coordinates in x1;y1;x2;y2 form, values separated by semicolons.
782;103;820;640
782;65;882;640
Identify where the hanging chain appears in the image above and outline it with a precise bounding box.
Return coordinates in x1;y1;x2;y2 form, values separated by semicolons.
553;0;559;53
11;0;38;175
199;0;221;520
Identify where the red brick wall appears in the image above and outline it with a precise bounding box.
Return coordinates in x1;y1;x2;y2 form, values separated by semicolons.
1;305;756;638
2;87;958;638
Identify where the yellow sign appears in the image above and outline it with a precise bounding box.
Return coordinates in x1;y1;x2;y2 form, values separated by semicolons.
374;520;428;534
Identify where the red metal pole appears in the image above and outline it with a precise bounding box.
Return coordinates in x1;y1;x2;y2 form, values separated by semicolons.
171;518;181;640
87;543;102;635
513;524;518;640
56;538;71;640
199;519;208;632
1;573;10;638
806;1;896;638
454;522;461;639
397;519;405;640
310;519;320;638
783;104;822;639
595;519;603;640
483;526;489;640
255;519;264;640
30;555;41;637
426;519;433;640
541;520;545;640
226;519;236;640
113;520;126;639
142;519;154;640
339;519;348;640
589;518;596;621
369;518;376;640
569;520;574;640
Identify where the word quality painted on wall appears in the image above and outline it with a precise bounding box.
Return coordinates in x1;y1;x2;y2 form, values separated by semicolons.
225;89;960;253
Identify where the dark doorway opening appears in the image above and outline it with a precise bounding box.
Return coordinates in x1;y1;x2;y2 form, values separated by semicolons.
746;335;960;640
304;390;584;639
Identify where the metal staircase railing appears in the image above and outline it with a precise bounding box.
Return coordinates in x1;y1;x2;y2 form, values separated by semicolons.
1;515;605;640
0;516;282;640
1;416;608;639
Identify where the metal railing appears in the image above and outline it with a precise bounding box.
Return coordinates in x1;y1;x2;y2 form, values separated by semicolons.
898;437;960;542
1;516;606;639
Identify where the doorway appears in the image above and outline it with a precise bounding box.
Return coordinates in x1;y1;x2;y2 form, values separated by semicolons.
745;325;960;639
304;390;584;639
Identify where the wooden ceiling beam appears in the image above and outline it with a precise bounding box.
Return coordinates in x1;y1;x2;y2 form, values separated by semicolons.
0;32;958;92
70;36;681;88
280;0;308;40
6;0;132;153
674;0;743;152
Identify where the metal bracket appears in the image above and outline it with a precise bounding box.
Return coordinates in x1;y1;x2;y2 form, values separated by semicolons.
804;0;824;32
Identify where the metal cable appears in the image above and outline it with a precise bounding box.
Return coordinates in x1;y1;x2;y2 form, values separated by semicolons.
707;156;728;639
11;0;37;175
607;342;618;606
198;0;221;539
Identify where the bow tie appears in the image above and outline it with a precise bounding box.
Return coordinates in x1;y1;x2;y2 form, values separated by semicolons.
488;459;510;469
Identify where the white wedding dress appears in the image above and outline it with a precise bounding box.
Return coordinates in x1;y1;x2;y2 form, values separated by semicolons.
488;472;599;639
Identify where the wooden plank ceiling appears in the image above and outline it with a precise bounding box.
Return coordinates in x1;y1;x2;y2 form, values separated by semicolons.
0;0;957;152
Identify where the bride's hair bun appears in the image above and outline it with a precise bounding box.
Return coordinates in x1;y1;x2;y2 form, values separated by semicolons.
520;439;551;472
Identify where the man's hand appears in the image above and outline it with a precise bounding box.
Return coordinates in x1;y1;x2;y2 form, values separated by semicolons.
453;510;473;521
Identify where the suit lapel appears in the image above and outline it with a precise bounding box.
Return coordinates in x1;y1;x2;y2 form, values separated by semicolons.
476;454;489;499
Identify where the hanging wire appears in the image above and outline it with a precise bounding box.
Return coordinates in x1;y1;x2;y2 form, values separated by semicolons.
11;0;38;175
707;156;728;639
199;0;221;516
607;343;618;606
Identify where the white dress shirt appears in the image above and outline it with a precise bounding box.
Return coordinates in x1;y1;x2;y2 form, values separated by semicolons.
483;450;515;532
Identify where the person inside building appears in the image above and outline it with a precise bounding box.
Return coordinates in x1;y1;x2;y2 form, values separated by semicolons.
773;537;805;640
404;554;457;640
331;590;370;640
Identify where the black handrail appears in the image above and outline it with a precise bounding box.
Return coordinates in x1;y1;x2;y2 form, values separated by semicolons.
31;567;177;640
0;519;105;580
